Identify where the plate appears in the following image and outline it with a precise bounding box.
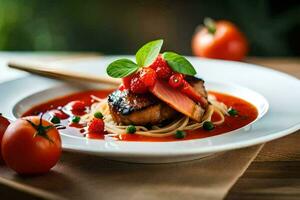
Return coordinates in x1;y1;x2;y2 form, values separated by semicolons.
1;56;300;163
13;81;269;140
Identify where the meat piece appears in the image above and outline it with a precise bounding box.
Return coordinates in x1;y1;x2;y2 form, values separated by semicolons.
185;76;209;108
150;80;205;122
108;89;178;125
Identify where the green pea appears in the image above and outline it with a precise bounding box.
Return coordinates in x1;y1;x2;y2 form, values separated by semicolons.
51;116;61;124
94;112;103;119
228;108;238;116
175;130;186;139
203;121;215;131
72;116;80;123
126;125;136;134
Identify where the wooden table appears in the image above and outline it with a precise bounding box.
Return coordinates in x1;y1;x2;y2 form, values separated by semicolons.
226;57;300;200
0;54;299;199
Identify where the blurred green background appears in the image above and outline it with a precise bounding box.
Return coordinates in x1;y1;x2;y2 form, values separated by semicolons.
0;0;299;56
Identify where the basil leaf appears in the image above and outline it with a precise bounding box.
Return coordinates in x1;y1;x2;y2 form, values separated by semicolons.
162;52;197;76
106;59;138;78
135;39;163;67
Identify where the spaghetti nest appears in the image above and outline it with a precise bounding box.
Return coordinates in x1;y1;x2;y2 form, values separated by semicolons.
81;95;228;138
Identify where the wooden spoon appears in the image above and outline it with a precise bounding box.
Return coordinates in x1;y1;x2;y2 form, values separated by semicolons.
8;60;121;86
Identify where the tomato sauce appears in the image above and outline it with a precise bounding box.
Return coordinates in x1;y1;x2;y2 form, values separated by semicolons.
22;90;258;142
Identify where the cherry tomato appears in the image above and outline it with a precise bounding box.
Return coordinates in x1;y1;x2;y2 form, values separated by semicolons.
169;73;184;88
130;68;157;94
122;74;134;89
88;118;105;134
0;114;10;163
149;54;173;79
192;18;248;61
67;101;86;112
140;67;157;87
1;116;62;174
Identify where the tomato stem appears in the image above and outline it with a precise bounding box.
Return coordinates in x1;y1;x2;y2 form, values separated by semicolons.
25;115;55;143
204;18;216;34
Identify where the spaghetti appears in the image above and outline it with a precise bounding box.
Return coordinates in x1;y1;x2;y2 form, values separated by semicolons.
81;94;228;138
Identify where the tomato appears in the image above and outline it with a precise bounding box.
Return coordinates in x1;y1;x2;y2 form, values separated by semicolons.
168;73;184;88
149;54;173;79
67;101;86;112
88;118;105;134
130;68;157;94
192;18;248;61
1;116;62;174
0;114;10;163
122;74;134;89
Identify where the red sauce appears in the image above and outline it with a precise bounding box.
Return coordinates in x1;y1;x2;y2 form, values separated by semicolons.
86;133;105;139
69;122;85;128
22;90;258;142
23;90;113;115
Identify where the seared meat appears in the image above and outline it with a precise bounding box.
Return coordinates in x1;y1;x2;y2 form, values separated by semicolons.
108;76;209;125
186;76;209;108
108;89;178;125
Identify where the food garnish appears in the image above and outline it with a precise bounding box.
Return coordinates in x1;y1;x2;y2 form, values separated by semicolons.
67;100;86;112
72;116;81;123
162;52;196;76
51;116;61;124
106;39;199;101
149;54;173;79
107;39;196;78
94;112;104;119
175;130;186;139
129;67;157;93
228;108;238;116
203;121;215;131
126;125;136;134
168;73;184;88
88;118;104;134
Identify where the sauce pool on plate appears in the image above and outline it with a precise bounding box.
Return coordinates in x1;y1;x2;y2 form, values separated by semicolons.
22;90;258;142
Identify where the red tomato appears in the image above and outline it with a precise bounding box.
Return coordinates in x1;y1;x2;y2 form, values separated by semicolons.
140;67;157;87
88;118;105;134
122;74;134;89
168;73;184;88
130;68;157;94
0;114;10;163
192;18;248;61
149;54;173;79
1;116;62;174
67;101;86;112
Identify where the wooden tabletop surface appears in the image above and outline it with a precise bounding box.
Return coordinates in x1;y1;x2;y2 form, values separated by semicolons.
226;57;300;200
0;54;299;199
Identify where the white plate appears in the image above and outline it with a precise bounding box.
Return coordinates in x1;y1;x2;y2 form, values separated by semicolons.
1;56;300;163
13;81;269;140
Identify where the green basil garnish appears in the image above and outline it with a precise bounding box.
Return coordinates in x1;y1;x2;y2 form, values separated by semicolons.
162;52;196;76
106;58;139;78
135;39;163;67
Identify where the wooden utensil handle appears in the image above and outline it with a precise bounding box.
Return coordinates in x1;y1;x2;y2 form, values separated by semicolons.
8;61;121;86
